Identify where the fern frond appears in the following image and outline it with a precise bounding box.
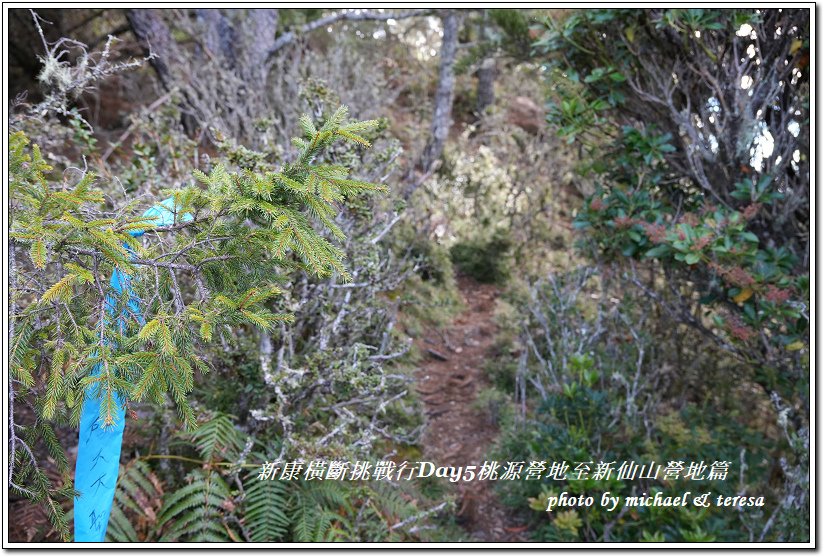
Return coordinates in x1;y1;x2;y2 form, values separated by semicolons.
244;472;289;542
106;461;163;542
188;413;244;461
157;469;235;542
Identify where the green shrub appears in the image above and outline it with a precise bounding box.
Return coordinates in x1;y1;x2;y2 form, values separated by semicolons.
488;268;790;542
531;9;809;540
449;229;512;284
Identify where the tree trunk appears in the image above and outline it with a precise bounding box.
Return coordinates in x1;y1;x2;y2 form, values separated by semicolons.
259;331;274;385
476;57;496;115
418;10;460;174
124;9;175;92
195;9;236;66
475;10;495;115
242;9;279;87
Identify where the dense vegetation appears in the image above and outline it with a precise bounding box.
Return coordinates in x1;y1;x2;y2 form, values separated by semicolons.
7;7;810;543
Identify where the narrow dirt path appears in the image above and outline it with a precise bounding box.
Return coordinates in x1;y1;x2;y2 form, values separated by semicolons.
414;276;527;542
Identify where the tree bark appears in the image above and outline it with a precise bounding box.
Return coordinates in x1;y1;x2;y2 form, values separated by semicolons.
418;10;461;175
124;9;176;92
475;10;495;115
195;9;236;66
476;57;496;115
241;9;279;87
259;331;274;385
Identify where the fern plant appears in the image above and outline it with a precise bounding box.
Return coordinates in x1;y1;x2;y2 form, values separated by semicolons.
105;461;163;542
159;469;239;542
243;470;290;542
289;481;353;542
155;413;245;542
109;412;443;543
187;413;245;462
157;468;237;542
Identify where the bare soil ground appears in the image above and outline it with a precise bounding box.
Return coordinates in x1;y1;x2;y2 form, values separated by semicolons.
414;276;528;542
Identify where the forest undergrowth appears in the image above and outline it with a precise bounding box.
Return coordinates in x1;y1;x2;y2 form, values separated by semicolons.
7;7;810;544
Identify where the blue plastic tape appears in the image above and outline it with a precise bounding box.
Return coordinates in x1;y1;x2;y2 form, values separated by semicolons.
74;197;191;542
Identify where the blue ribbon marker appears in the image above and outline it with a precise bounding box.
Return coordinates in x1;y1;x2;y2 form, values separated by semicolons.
74;197;192;542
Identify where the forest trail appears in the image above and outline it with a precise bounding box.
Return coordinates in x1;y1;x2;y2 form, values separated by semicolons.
414;276;527;542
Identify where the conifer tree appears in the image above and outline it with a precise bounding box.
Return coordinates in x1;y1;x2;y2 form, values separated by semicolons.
8;105;386;539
